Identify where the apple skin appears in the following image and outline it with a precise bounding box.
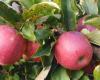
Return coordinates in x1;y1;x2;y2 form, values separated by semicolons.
23;41;41;62
0;25;26;65
54;31;93;70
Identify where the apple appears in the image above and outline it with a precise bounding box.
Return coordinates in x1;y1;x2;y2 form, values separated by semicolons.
77;25;96;32
0;24;26;65
77;17;100;60
77;16;96;32
54;31;93;70
23;41;41;62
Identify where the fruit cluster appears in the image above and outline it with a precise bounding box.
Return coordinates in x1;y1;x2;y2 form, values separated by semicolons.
0;1;100;80
0;24;41;65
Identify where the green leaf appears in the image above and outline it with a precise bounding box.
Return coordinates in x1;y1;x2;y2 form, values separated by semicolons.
1;0;12;4
0;1;23;25
36;14;61;24
85;30;100;46
15;62;43;80
41;54;54;67
61;0;77;31
12;74;20;80
53;0;61;7
22;22;36;41
23;2;60;21
93;65;100;80
0;17;7;24
33;42;52;57
20;0;42;9
80;75;90;80
80;0;98;15
51;66;70;80
35;28;52;43
98;0;100;14
0;74;6;80
70;70;84;80
84;15;100;30
3;65;15;72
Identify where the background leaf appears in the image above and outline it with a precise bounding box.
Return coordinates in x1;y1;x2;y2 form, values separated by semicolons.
84;15;100;30
19;0;42;9
98;0;100;14
23;2;60;21
85;30;100;46
80;0;98;15
61;0;77;31
0;1;23;25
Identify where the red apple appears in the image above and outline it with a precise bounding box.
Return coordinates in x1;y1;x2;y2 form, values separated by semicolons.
77;16;96;32
23;41;41;62
54;31;93;70
77;17;100;60
77;25;96;32
0;25;26;65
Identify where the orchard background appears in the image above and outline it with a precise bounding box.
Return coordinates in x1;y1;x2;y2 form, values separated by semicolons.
0;0;100;80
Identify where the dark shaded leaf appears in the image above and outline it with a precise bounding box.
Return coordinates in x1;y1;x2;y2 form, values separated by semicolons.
35;28;52;43
33;43;51;57
98;0;100;14
41;53;54;67
61;0;77;31
0;1;23;25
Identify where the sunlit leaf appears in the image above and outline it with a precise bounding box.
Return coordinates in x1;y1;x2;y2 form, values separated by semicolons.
23;2;60;21
93;65;100;80
85;30;100;46
84;15;100;30
22;22;36;41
